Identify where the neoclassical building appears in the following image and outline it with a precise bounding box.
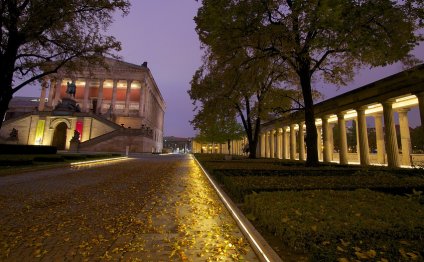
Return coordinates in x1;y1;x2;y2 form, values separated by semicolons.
1;57;166;153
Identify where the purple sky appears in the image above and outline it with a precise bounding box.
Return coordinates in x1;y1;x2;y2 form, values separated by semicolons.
16;1;424;136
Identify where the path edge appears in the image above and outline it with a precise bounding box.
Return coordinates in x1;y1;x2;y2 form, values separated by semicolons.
192;155;283;262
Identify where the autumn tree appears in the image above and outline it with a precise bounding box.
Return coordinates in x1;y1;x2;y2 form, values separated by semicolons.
192;106;244;154
195;0;423;166
0;0;130;129
189;50;294;158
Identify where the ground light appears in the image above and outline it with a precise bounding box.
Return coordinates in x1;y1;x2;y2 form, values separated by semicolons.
70;156;129;167
192;155;282;262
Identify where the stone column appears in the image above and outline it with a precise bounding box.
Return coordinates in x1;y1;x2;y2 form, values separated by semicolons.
83;79;90;112
111;79;118;113
277;128;282;159
282;127;288;159
322;116;332;163
298;121;305;161
398;108;412;166
139;80;145;117
382;100;400;167
270;130;275;158
260;133;266;157
124;80;132;115
47;78;55;108
337;113;348;165
53;78;62;107
265;132;270;158
317;126;322;161
38;78;48;111
355;118;360;160
96;79;104;114
290;124;296;160
374;112;385;164
416;92;424;142
356;107;370;166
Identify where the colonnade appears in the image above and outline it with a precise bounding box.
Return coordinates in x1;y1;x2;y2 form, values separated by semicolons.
192;139;247;155
39;77;150;117
259;92;424;168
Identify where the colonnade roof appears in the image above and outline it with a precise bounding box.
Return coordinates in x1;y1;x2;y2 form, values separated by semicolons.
262;63;424;129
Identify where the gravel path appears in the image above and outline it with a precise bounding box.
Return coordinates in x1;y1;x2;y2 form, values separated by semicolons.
0;154;259;261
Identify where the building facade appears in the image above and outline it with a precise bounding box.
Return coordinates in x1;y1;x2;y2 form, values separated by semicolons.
1;57;166;153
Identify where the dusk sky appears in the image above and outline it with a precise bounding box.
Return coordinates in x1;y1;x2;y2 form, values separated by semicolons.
17;0;424;137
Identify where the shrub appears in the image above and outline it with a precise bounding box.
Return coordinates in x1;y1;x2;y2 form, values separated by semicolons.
0;159;33;166
33;156;65;162
0;144;57;154
244;189;424;261
220;173;424;202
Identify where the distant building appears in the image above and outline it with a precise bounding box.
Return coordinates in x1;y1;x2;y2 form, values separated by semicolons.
163;136;192;153
1;57;166;153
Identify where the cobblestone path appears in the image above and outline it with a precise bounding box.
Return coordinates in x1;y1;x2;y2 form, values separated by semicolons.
0;154;259;261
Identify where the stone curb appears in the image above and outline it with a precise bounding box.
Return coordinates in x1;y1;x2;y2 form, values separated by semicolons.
193;155;283;262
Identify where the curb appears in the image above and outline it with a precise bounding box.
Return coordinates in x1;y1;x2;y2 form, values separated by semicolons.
193;155;283;262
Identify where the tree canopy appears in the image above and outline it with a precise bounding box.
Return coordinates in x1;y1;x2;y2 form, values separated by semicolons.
189;47;295;158
0;0;130;129
195;0;423;165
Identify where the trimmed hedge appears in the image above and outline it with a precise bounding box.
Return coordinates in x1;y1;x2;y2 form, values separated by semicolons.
0;159;33;166
245;189;424;261
221;173;424;201
0;144;57;154
33;156;65;162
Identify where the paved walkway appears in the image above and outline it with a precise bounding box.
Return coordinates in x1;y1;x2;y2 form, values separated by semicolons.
0;154;259;261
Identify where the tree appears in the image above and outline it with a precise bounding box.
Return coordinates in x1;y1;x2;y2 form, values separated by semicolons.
0;0;130;129
195;0;423;166
189;50;294;159
411;125;424;153
192;107;244;154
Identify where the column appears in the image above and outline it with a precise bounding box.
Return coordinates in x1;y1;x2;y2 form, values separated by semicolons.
47;78;55;108
124;80;132;115
38;78;48;111
265;132;270;158
282;127;288;159
139;80;145;117
83;79;90;112
355;118;360;160
374;112;385;164
357;107;370;166
298;121;305;161
416;92;424;142
260;133;266;157
398;108;412;166
111;79;118;113
317;126;322;161
337;113;348;165
322;116;332;163
290;124;296;160
53;78;62;107
382;100;400;167
277;128;282;159
270;130;275;158
96;79;104;114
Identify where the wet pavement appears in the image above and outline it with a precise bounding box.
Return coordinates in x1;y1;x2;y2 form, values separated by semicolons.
0;154;259;261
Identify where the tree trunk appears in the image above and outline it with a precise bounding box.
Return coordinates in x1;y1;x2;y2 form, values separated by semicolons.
299;69;319;166
0;90;13;130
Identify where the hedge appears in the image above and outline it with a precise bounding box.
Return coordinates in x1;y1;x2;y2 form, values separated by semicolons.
244;189;424;261
0;144;57;154
221;173;424;202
